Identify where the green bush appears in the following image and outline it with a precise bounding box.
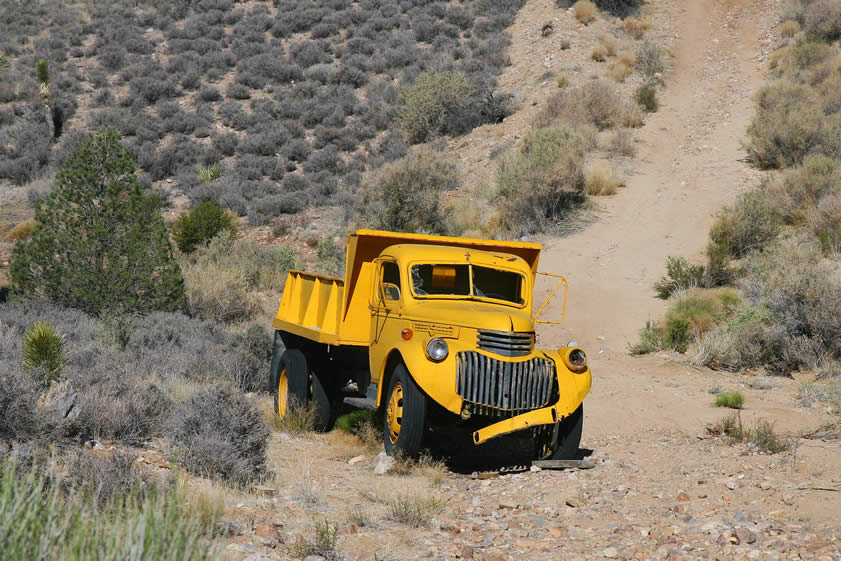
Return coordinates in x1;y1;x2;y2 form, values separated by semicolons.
398;72;474;144
9;130;184;316
495;126;586;234
709;190;780;259
22;321;65;387
36;59;49;85
358;148;459;234
766;155;841;225
804;0;841;41
334;409;376;435
172;200;238;254
196;163;221;184
715;391;744;409
628;320;667;355
653;256;706;299
634;84;658;112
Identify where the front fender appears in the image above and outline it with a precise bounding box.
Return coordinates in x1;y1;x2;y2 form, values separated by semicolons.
546;346;592;419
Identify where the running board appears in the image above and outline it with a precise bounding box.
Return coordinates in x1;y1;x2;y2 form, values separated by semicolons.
343;383;378;411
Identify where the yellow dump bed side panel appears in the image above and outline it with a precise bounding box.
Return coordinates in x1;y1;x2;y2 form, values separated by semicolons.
272;269;371;346
273;271;345;345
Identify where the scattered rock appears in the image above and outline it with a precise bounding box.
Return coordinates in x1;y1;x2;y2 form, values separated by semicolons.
565;497;585;508
374;452;395;475
735;527;757;545
601;546;618;558
462;545;474;559
348;455;366;465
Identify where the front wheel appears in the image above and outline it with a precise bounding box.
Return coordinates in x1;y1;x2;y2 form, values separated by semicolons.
534;404;583;461
383;363;426;458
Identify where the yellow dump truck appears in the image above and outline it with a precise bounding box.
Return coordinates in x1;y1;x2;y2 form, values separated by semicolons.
269;229;591;459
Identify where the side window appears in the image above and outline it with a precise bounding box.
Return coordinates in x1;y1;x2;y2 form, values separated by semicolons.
381;262;401;301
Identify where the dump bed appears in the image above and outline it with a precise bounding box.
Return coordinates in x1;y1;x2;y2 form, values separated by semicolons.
272;229;542;346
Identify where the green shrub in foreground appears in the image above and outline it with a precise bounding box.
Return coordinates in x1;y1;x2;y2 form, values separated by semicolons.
172;200;238;254
398;71;474;144
715;391;744;409
0;463;217;561
634;84;658;112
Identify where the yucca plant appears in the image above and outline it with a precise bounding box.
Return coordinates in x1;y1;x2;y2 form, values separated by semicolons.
196;163;221;184
0;52;9;69
22;321;66;386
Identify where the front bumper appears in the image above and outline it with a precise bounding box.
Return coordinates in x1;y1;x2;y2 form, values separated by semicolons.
472;400;560;444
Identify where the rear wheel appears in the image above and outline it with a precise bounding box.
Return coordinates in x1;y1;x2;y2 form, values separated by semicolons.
383;363;426;458
534;404;583;461
271;344;332;431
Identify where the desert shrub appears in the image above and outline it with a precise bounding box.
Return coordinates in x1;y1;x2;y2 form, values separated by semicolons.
358;148;459;234
398;71;474;144
765;155;841;224
608;60;633;81
0;107;52;185
628;320;666;355
573;1;597;23
803;0;841;41
387;494;444;527
593;0;641;16
196;163;221;184
715;391;744;409
9;130;184;317
180;231;296;322
495;126;586;234
22;321;65;387
6;220;35;242
172;200;238;254
608;129;635;156
212;133;238;157
634;84;658;111
63;449;152;505
780;19;800;38
168;385;269;485
653;256;707;299
662;288;741;352
741;239;841;347
535;80;637;130
709;190;780;259
591;45;608;62
316;238;345;277
636;40;665;79
0;366;40;441
293;519;339;560
745;80;827;168
585;161;622;195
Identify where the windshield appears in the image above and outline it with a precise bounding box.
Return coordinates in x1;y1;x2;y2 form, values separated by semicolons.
410;264;524;305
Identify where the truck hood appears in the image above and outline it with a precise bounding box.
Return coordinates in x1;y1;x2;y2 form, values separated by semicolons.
407;300;535;332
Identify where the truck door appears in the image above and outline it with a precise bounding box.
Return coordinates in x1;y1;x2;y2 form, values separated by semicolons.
369;259;402;384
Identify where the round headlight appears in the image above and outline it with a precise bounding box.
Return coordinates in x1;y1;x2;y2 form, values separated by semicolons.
568;348;587;370
425;337;449;362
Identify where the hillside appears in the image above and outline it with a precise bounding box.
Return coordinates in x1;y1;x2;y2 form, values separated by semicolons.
2;0;841;560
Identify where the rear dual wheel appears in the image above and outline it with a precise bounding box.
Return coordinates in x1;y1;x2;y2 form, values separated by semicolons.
270;333;332;431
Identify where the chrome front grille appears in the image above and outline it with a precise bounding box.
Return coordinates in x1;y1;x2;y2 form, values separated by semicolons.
477;329;534;357
456;351;556;414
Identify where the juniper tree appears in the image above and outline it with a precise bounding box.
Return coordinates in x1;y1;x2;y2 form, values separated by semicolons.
9;129;184;316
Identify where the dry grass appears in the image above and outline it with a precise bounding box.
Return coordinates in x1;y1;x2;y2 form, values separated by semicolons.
6;219;35;241
600;36;618;57
591;45;608;62
608;61;633;81
585;161;623;196
556;75;569;89
285;455;321;505
387;493;445;527
608;129;635;157
573;1;597;24
623;16;648;39
780;19;800;38
618;50;636;67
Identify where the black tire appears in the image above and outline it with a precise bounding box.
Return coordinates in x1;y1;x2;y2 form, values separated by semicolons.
272;345;332;431
535;404;583;461
382;363;426;458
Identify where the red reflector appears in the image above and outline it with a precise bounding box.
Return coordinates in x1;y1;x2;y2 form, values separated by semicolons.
401;328;413;340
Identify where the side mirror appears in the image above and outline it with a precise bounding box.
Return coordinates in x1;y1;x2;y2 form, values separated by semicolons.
381;282;401;301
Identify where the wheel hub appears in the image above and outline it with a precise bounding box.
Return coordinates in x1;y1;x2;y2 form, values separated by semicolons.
277;368;289;418
386;382;404;444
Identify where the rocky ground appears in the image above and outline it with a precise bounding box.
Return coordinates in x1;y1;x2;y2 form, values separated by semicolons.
213;352;840;561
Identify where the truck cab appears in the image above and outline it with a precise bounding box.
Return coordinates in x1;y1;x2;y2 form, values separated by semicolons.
270;230;591;459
